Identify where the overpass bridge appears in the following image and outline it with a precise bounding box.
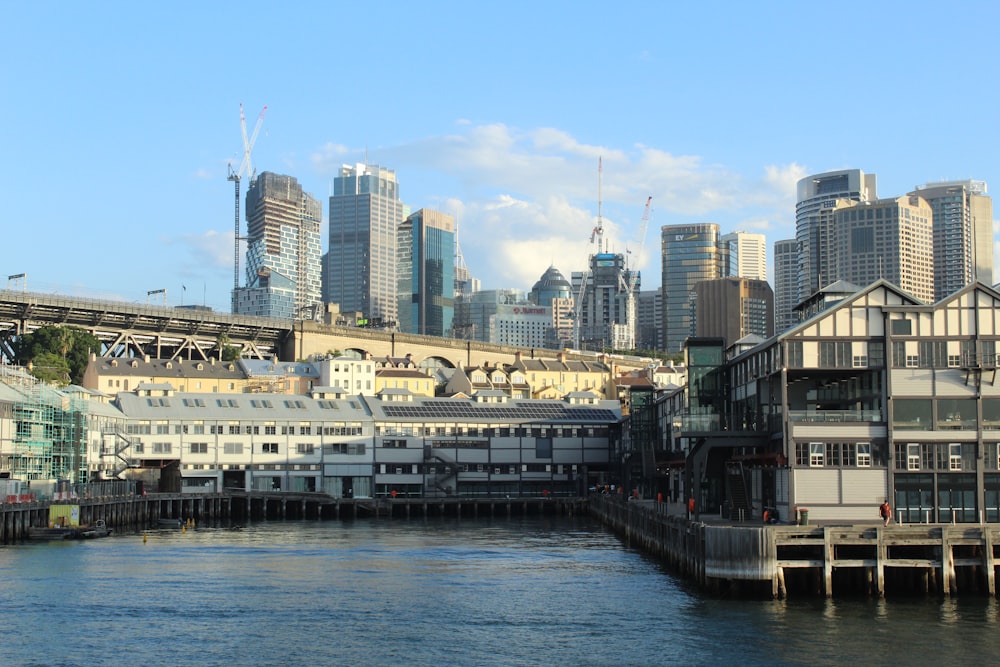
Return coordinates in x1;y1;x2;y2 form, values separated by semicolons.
0;289;649;370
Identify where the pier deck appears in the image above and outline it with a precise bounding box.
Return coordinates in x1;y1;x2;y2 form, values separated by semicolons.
589;496;1000;598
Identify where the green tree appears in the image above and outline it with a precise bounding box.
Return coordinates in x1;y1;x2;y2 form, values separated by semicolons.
15;325;101;385
214;333;240;362
29;352;72;385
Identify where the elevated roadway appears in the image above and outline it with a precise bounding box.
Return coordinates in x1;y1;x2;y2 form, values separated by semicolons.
0;289;649;370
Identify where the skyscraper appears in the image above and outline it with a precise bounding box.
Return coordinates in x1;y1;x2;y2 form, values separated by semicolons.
324;164;405;327
795;169;877;303
661;223;722;354
397;209;455;337
773;239;798;333
573;252;638;352
910;180;993;300
234;172;322;319
834;196;935;303
636;288;663;351
720;231;767;280
693;277;773;348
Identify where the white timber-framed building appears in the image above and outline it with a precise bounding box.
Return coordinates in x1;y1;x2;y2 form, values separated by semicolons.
665;280;1000;525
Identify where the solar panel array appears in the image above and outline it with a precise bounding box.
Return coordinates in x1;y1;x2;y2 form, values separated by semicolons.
380;400;617;422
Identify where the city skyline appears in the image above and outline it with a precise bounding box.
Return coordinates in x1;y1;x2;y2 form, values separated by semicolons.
3;3;999;311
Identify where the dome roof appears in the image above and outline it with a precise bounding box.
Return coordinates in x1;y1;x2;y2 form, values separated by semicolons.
532;266;571;291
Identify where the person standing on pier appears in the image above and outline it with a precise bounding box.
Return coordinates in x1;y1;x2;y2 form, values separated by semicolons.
880;499;892;526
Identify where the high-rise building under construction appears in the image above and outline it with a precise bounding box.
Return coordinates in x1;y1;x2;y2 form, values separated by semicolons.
234;172;322;319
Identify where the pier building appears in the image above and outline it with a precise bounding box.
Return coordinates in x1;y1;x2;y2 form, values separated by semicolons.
110;385;620;498
629;280;1000;527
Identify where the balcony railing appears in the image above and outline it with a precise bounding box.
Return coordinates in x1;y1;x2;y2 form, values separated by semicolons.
788;409;882;423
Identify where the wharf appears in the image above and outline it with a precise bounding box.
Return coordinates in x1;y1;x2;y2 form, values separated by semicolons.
589;495;1000;598
1;492;585;544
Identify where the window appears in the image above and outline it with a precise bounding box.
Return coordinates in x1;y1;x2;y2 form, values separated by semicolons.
189;443;208;454
536;437;552;459
228;425;240;435
786;341;803;368
223;443;243;455
893;399;931;430
809;442;824;467
949;443;963;471
152;443;171;454
261;443;278;454
891;319;912;335
907;443;920;471
299;426;311;435
857;443;871;467
296;443;314;455
265;425;276;435
890;341;904;367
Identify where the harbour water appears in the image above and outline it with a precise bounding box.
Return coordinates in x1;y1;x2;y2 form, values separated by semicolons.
1;516;998;667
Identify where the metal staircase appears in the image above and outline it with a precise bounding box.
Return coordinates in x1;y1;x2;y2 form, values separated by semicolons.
101;427;134;479
423;446;460;496
724;461;752;520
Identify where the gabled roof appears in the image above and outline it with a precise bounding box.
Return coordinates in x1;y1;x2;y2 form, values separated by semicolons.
239;359;319;378
781;279;922;341
93;357;244;379
376;368;430;379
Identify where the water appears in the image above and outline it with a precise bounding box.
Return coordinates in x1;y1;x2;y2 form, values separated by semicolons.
1;517;997;667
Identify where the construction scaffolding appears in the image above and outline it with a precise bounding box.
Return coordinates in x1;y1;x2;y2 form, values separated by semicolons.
0;365;87;483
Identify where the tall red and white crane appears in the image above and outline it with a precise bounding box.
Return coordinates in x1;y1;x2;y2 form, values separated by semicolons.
228;103;267;313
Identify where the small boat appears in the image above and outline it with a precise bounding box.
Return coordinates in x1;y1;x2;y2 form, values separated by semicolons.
78;519;113;539
157;517;184;527
27;526;74;541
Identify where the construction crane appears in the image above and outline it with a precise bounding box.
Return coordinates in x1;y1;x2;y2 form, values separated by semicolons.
621;195;653;350
625;196;653;294
574;157;604;349
227;103;267;313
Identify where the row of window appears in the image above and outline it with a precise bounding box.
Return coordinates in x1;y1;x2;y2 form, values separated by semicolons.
893;398;1000;430
134;442;367;456
382;463;576;475
125;423;365;436
794;441;878;468
783;339;1000;370
893;442;977;472
795;441;1000;472
375;425;607;438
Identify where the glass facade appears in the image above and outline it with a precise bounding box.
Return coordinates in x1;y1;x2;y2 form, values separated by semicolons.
325;164;405;325
236;172;322;318
661;223;721;354
398;209;454;337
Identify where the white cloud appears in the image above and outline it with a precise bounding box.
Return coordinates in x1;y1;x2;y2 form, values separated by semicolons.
163;230;235;273
310;122;806;290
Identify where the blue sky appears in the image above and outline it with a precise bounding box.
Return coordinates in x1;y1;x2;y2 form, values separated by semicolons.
3;1;998;311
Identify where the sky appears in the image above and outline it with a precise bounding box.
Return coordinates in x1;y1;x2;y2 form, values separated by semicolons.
3;1;999;312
